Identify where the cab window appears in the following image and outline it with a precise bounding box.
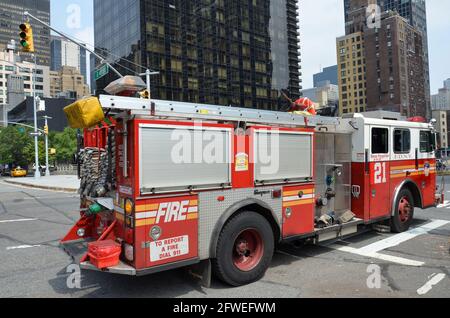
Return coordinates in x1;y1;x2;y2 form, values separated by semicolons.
420;131;435;153
393;129;411;154
372;128;389;154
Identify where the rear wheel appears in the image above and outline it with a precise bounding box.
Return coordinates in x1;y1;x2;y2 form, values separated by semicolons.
391;189;414;233
213;211;274;286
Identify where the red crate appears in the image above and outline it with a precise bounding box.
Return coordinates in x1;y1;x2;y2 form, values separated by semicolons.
88;240;121;269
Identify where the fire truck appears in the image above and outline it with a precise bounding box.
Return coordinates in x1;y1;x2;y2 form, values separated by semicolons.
61;78;441;287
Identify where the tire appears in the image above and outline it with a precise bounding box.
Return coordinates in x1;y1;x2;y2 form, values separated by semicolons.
212;211;275;287
391;188;414;233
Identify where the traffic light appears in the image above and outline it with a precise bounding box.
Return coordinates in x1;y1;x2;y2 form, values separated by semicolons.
44;125;49;135
19;23;35;53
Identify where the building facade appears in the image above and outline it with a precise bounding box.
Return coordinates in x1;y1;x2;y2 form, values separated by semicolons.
50;66;90;99
302;82;339;109
344;0;430;116
431;110;448;149
378;0;430;116
0;50;50;105
364;13;426;117
313;65;338;87
93;0;302;110
432;80;450;111
336;32;367;114
8;96;74;132
51;36;88;84
0;0;51;66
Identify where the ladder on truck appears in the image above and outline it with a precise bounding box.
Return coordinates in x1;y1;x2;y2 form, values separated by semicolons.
98;95;339;128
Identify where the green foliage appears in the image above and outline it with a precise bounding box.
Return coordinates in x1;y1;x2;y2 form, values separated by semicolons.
0;125;77;166
0;126;33;166
50;127;78;163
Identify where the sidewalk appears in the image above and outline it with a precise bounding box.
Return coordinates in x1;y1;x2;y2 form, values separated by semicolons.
4;175;79;193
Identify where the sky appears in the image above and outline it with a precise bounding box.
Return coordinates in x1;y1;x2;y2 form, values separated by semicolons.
50;0;449;94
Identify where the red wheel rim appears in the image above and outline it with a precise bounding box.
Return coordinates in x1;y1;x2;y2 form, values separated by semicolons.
398;196;411;223
232;229;264;272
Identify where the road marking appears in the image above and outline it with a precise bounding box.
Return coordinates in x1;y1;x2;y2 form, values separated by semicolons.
357;220;450;255
437;200;450;208
6;245;41;250
0;218;38;224
335;246;424;266
330;220;449;266
417;273;446;295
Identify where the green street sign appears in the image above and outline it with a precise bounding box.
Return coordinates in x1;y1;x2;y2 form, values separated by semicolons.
94;64;109;80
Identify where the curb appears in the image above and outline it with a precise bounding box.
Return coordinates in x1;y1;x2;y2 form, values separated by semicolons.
4;179;79;193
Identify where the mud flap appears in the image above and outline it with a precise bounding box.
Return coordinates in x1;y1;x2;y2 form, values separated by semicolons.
188;259;212;288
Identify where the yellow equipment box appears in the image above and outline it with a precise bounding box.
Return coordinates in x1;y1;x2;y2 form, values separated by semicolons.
64;97;105;129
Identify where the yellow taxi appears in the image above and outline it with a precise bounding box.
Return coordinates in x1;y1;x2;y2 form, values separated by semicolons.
11;167;27;178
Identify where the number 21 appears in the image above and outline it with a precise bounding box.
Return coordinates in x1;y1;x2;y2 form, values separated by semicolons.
374;162;387;184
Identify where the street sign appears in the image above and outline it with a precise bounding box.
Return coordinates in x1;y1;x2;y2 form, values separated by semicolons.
95;64;109;81
37;99;46;112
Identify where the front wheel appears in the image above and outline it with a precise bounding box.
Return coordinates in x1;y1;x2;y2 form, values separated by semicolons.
212;211;274;287
391;189;414;233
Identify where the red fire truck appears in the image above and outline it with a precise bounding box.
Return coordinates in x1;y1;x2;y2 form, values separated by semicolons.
61;87;441;287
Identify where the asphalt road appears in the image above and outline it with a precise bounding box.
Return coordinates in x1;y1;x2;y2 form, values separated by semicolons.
0;177;449;298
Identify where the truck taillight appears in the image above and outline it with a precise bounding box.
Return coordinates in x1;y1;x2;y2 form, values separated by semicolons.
124;198;134;215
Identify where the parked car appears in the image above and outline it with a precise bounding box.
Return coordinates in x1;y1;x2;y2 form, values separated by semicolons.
11;167;27;178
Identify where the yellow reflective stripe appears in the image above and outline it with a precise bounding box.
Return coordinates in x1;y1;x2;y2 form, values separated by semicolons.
135;203;159;212
283;199;315;207
136;219;156;227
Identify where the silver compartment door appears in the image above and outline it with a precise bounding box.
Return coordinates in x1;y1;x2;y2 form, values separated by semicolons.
254;130;313;184
139;124;231;193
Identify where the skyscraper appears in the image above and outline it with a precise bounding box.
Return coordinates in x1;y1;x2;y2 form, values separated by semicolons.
0;0;51;66
364;12;426;117
93;0;302;110
51;36;88;84
344;0;431;115
313;65;338;87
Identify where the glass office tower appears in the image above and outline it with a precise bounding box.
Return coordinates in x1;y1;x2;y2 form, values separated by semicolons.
94;0;301;110
0;0;51;66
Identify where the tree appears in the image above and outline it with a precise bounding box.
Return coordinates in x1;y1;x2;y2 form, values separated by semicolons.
0;126;34;167
0;126;78;167
50;127;78;163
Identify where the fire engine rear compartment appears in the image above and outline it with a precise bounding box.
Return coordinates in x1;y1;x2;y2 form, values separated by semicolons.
62;117;363;276
59;95;438;284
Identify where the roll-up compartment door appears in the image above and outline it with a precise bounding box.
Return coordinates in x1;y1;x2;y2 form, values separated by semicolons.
254;129;313;184
139;124;232;194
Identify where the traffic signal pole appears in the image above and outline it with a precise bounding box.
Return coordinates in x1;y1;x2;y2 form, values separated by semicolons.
43;116;52;177
23;11;123;79
32;53;40;179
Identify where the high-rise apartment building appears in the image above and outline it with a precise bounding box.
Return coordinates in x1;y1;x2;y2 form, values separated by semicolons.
364;12;426;117
0;0;51;66
379;0;430;115
51;36;88;84
344;0;430;115
336;32;367;114
93;0;302;110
